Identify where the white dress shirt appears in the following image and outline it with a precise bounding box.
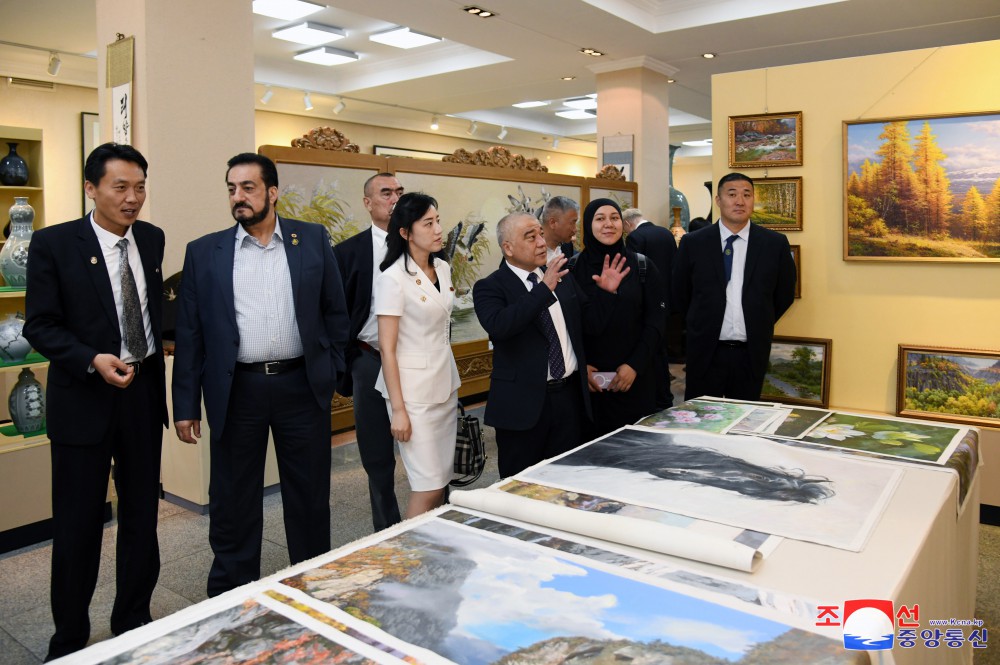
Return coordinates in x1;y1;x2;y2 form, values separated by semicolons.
545;244;564;263
90;215;155;362
358;224;388;350
506;263;579;380
719;223;750;342
232;218;304;362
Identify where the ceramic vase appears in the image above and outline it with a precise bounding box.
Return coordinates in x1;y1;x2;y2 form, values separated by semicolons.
668;145;691;231
0;313;31;362
0;143;29;186
0;197;34;287
9;367;45;434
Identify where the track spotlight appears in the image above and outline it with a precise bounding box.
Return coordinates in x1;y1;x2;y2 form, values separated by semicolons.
431;115;440;130
552;137;560;149
47;52;61;76
332;99;345;114
260;86;274;104
497;126;508;140
303;91;313;111
467;121;478;135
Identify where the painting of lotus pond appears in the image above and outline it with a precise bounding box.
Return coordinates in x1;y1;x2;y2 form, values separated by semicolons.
762;337;832;408
803;411;964;464
635;399;756;434
897;344;1000;428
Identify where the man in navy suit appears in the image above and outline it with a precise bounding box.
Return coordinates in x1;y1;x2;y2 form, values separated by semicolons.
673;173;796;400
333;173;404;531
623;207;677;409
172;153;348;597
473;212;625;477
25;143;167;660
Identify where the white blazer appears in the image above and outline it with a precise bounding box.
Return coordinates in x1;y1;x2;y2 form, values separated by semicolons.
373;255;461;404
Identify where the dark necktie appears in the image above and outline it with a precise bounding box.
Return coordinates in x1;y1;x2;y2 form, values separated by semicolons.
723;234;739;283
117;238;148;361
527;272;565;380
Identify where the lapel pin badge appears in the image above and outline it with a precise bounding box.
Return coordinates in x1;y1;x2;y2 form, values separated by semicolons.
291;233;299;246
90;256;98;265
420;295;427;302
449;286;455;292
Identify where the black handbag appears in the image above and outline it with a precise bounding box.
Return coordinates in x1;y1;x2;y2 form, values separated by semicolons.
451;400;486;487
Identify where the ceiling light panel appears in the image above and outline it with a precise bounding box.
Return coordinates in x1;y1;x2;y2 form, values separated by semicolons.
294;46;359;66
272;22;345;46
252;0;325;21
555;109;596;120
512;101;546;108
563;97;597;110
370;27;441;49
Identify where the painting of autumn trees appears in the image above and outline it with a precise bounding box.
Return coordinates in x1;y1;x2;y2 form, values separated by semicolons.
729;112;802;168
751;177;802;229
845;113;1000;260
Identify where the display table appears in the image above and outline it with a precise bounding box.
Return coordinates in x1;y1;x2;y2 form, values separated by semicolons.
59;404;980;665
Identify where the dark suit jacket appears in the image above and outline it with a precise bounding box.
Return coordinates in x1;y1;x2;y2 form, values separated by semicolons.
24;217;168;444
626;221;676;312
560;241;576;258
332;226;374;397
473;260;592;431
672;222;796;383
171;217;349;438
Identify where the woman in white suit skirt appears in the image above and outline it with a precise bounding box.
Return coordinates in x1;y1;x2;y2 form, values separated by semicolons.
374;192;461;518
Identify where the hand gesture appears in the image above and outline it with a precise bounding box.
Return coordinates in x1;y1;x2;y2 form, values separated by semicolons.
175;420;202;444
592;253;630;293
391;407;412;442
93;353;135;388
609;363;636;392
541;254;568;291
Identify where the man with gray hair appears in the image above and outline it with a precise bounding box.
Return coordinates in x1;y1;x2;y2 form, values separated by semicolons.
474;212;626;476
623;207;677;409
539;196;580;262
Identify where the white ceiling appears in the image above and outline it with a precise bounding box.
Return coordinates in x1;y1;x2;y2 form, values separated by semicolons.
2;0;998;156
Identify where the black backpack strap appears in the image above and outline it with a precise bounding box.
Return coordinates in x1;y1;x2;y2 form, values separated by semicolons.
635;252;647;284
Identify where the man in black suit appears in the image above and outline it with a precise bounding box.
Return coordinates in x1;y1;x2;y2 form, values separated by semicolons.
333;173;405;531
539;196;579;261
24;143;167;661
473;212;625;477
673;173;796;401
623;208;677;409
172;153;349;597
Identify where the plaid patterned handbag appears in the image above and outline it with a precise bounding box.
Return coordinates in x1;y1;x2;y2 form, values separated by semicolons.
451;400;486;487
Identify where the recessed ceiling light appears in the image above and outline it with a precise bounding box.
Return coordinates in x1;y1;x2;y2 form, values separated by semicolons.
561;76;576;81
370;26;441;49
556;109;596;120
293;46;358;66
252;0;324;21
564;97;597;110
667;78;676;83
272;22;345;46
512;101;546;108
702;52;717;59
464;6;496;17
580;48;604;57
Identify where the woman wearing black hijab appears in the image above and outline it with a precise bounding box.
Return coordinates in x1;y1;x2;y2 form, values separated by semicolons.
570;198;666;440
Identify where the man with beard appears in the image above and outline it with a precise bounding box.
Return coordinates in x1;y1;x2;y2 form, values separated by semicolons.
172;153;349;596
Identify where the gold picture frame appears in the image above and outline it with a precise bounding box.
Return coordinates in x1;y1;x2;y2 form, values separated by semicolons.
728;111;802;168
897;344;1000;428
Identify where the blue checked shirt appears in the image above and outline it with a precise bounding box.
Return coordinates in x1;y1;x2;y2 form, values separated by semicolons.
233;218;304;362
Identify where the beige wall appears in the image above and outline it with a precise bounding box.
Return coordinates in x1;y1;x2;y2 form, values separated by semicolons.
255;111;598;180
713;39;1000;502
674;157;713;223
0;81;97;226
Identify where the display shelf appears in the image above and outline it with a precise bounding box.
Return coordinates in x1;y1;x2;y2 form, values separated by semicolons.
0;352;47;369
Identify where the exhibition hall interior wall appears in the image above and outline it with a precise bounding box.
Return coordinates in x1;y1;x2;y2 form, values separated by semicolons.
712;39;1000;503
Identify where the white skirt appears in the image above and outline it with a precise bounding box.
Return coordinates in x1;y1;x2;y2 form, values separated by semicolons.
386;390;458;491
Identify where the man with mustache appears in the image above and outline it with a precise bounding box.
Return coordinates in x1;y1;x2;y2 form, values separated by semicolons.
172;153;349;596
673;172;796;400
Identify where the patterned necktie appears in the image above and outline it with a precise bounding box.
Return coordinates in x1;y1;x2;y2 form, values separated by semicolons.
527;272;565;380
723;234;739;283
117;238;148;361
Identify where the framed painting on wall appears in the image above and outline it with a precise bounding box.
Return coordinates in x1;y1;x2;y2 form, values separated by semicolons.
761;336;832;408
751;177;802;230
728;111;802;168
789;245;801;298
897;344;1000;428
843;111;1000;262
